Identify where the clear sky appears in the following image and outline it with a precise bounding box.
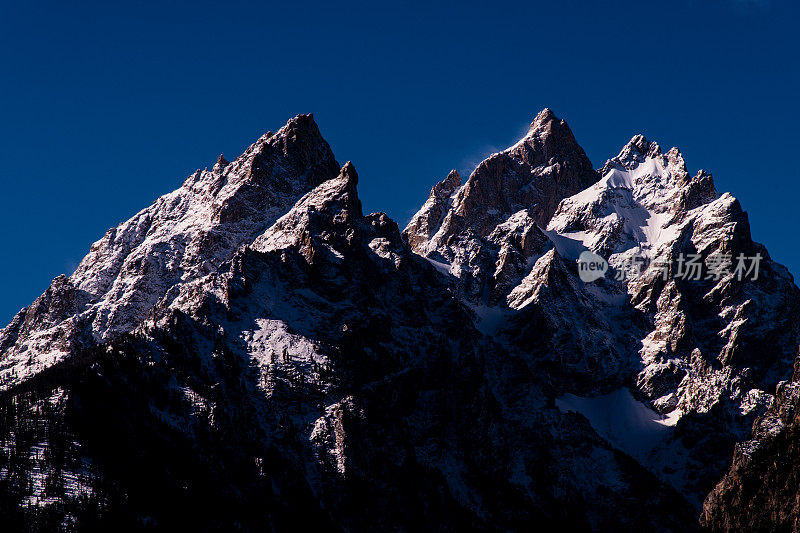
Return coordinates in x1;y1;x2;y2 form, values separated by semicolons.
1;0;798;325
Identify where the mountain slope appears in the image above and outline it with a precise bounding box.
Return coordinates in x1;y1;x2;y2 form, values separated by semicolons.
0;114;340;391
404;114;800;508
701;352;800;531
0;155;694;531
1;110;798;531
403;108;599;304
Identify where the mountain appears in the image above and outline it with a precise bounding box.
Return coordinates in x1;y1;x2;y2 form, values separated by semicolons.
406;119;800;508
0;114;340;391
403;108;599;304
1;111;798;531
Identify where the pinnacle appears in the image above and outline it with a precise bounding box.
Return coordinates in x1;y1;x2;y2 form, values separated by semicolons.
340;161;358;186
285;112;316;127
621;135;662;159
533;108;557;124
213;154;229;173
443;169;461;189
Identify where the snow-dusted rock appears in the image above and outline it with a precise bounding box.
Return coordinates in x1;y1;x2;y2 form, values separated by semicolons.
2;110;798;530
0;114;340;391
403;108;598;304
405;117;800;508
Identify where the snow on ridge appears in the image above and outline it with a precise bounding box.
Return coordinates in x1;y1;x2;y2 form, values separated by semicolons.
0;114;340;392
546;149;686;260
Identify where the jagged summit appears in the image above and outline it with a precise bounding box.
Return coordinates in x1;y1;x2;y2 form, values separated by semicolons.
252;162;364;255
516;108;585;158
532;106;556;123
604;135;697;188
0;113;341;391
624;134;660;153
595;135;717;215
339;160;359;186
213;153;229;173
438;169;461;193
550;133;717;261
2;111;799;531
403;109;598;264
526;107;559;133
604;135;666;170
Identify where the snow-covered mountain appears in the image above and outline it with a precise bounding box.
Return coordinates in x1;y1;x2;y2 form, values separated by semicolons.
405;118;800;507
403;108;599;304
0;114;340;391
1;111;798;531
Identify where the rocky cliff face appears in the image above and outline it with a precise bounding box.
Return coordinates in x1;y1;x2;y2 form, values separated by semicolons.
1;111;798;531
403;108;599;304
404;120;800;509
701;352;800;531
0;114;340;392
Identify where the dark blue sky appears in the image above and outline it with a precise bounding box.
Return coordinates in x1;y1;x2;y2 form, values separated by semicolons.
1;1;798;325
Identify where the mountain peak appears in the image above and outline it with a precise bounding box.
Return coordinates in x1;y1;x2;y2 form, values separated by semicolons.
3;110;800;531
251;162;364;254
622;134;662;159
284;112;316;131
0;113;343;390
404;109;598;258
530;107;557;128
287;161;363;220
434;169;461;197
600;135;695;188
340;161;359;187
402;169;462;252
212;154;229;173
244;113;324;157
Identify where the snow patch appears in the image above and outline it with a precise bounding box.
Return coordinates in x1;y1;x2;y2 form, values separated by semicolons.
556;388;681;464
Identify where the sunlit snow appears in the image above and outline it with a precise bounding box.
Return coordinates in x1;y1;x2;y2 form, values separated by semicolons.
556;388;680;463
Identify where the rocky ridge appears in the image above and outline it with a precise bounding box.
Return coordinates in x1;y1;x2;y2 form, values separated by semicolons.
0;114;340;391
404;112;800;508
1;110;798;531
